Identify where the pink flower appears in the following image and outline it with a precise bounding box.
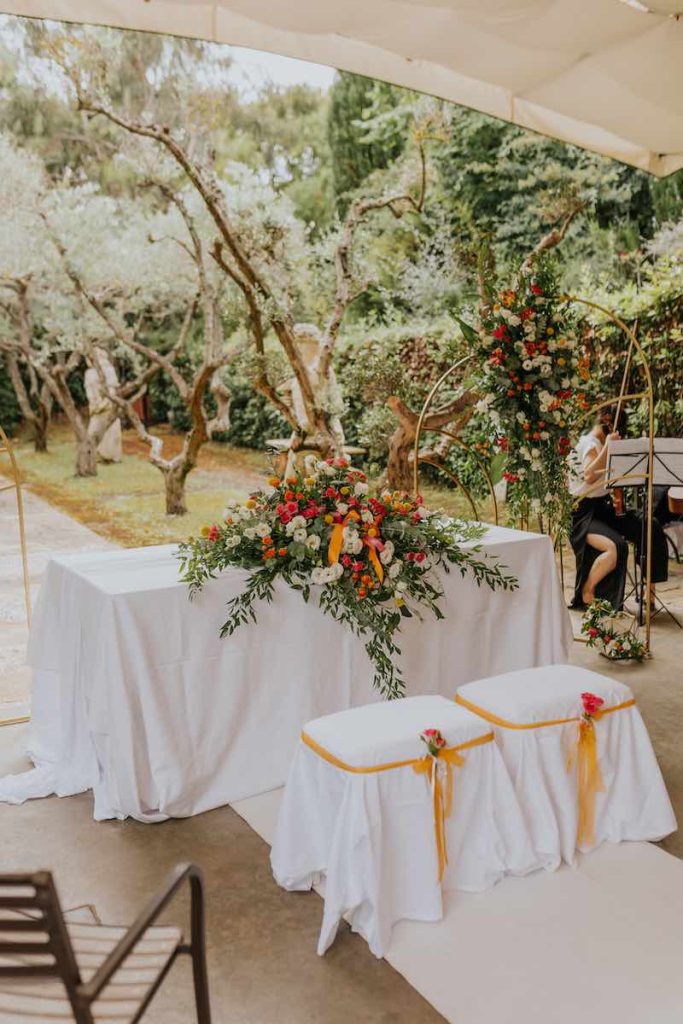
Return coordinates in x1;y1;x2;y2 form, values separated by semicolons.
415;552;426;563
286;501;299;514
581;692;605;717
420;728;447;754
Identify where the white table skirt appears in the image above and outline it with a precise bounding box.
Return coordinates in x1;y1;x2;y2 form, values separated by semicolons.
0;526;572;821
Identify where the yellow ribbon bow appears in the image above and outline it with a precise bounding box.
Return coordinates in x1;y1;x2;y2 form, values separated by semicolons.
413;747;465;882
567;713;606;849
328;510;385;583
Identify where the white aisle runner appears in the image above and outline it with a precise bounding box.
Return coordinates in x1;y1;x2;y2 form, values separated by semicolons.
232;788;683;1024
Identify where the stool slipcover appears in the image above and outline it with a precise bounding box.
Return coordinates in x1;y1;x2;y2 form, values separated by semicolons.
456;665;676;868
271;695;539;957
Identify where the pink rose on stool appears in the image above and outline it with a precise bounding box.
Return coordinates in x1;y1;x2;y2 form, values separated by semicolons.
420;728;447;757
581;692;605;719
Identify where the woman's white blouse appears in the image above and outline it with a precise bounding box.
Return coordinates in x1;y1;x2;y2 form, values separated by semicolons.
569;433;608;498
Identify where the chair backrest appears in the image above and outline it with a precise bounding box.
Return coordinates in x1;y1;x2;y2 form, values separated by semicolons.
0;872;86;1021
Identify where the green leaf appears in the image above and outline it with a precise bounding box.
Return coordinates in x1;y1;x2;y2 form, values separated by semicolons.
456;316;480;346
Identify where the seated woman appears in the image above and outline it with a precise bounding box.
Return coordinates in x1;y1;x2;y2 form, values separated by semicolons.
569;412;669;610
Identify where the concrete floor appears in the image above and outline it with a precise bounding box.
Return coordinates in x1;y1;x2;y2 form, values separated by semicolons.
1;488;682;1022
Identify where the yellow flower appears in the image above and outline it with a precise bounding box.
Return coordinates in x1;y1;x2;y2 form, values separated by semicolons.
304;476;315;486
547;327;554;335
394;597;405;608
557;357;566;366
245;499;256;509
340;486;350;495
200;526;210;538
324;513;334;524
267;477;280;487
557;337;566;348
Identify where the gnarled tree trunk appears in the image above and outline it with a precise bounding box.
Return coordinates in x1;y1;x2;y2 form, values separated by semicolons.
385;390;477;491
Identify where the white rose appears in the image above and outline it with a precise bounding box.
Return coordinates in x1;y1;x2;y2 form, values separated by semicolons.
516;412;526;424
255;522;270;538
305;535;321;551
336;502;349;515
541;365;552;376
329;562;344;581
354;481;369;496
310;567;325;584
360;509;374;523
244;527;257;539
352;537;364;555
388;561;401;579
293;528;307;543
540;431;550;441
522;360;533;370
379;540;394;565
291;515;306;530
226;534;241;549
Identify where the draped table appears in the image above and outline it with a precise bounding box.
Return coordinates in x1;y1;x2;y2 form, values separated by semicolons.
0;527;572;821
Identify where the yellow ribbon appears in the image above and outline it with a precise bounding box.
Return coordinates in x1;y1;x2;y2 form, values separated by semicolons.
300;730;493;884
567;714;606;849
454;694;636;851
327;510;385;583
412;747;464;882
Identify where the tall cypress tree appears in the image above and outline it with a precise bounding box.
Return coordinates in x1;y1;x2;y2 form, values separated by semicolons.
327;71;403;214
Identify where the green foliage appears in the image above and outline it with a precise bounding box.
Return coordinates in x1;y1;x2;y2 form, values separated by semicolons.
0;354;21;435
327;72;404;214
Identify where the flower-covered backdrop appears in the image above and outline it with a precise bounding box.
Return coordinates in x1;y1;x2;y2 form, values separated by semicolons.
460;263;591;540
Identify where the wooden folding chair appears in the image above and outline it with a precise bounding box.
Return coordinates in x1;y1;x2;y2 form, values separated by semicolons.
0;863;211;1023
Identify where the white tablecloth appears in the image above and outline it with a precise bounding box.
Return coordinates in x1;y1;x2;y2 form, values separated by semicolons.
0;526;572;821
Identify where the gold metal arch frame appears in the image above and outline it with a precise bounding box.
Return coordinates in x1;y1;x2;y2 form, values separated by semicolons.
411;355;500;525
0;425;32;727
413;297;655;651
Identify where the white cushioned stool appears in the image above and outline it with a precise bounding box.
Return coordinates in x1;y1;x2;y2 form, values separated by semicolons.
270;695;540;957
456;665;676;868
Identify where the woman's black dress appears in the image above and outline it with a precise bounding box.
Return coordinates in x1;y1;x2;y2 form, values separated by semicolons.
570;494;669;610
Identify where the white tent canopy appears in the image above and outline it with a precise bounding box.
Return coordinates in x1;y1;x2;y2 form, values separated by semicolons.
3;0;683;176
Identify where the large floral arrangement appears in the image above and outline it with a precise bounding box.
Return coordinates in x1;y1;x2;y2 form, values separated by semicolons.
581;599;646;662
178;457;518;698
465;265;590;538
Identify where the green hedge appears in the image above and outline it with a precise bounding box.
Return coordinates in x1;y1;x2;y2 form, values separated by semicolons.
0;355;22;437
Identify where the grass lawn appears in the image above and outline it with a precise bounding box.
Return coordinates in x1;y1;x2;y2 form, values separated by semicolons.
3;423;495;547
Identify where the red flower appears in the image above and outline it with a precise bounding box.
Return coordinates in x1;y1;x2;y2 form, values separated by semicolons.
351;561;365;573
497;437;509;451
581;692;605;717
492;324;508;341
530;282;543;296
286;501;298;515
207;524;220;542
342;554;352;567
503;471;519;483
587;627;599;638
415;552;426;563
324;487;337;499
520;307;534;321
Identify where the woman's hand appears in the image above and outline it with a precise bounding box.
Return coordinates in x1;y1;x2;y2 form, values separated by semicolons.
607;431;621;444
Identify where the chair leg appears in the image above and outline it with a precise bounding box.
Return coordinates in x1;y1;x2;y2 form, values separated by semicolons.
189;874;212;1024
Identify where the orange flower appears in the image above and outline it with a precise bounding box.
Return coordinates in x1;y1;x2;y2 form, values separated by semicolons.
262;536;273;547
278;547;288;557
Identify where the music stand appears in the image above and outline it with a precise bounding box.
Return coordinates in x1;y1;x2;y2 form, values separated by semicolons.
607;438;683;629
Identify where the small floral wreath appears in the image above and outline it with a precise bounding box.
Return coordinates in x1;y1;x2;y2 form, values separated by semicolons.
581;599;647;662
